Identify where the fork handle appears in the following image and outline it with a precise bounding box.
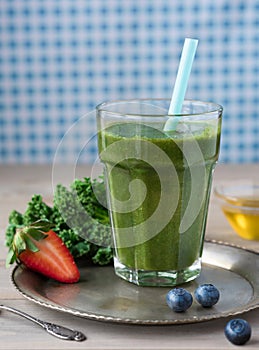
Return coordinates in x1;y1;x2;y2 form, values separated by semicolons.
0;304;86;341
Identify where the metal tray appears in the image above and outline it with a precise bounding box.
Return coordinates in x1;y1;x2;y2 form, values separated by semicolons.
11;241;259;325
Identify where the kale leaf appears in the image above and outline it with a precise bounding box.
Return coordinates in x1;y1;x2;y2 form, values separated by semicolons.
5;177;113;266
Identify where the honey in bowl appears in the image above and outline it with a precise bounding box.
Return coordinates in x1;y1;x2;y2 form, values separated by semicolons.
215;184;259;240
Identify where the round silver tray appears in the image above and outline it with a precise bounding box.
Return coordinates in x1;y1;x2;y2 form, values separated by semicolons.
11;241;259;325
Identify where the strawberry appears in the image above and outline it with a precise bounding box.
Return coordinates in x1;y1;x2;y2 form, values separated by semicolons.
6;220;80;283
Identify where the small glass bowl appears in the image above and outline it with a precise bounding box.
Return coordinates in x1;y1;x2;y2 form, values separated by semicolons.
214;183;259;240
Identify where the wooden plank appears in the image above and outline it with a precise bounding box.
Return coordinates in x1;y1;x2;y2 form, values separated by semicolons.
1;299;258;350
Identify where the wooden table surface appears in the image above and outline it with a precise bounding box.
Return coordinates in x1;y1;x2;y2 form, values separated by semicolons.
1;164;259;350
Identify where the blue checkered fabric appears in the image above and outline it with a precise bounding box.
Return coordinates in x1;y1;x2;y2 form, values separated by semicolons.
0;0;258;163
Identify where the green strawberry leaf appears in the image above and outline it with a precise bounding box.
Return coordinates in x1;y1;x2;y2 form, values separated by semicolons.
24;235;39;253
13;232;26;255
26;228;47;241
6;248;17;267
31;220;54;232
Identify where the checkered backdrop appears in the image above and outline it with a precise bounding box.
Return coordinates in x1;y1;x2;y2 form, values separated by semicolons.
0;0;259;163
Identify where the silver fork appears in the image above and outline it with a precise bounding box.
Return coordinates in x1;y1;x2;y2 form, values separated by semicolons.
0;304;86;341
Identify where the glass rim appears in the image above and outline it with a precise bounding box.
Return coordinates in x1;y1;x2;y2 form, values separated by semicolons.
96;98;223;119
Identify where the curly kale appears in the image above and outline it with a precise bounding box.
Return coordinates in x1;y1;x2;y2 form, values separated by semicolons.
5;178;113;266
23;194;54;225
71;177;110;225
54;178;111;247
5;210;24;248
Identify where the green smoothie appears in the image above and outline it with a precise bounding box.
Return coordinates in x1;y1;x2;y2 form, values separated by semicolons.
98;121;221;275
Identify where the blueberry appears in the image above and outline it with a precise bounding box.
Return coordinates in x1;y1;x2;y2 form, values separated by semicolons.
166;288;193;312
194;283;220;308
225;319;251;345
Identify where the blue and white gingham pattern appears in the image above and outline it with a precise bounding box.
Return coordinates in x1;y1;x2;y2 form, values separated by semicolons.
0;0;259;163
